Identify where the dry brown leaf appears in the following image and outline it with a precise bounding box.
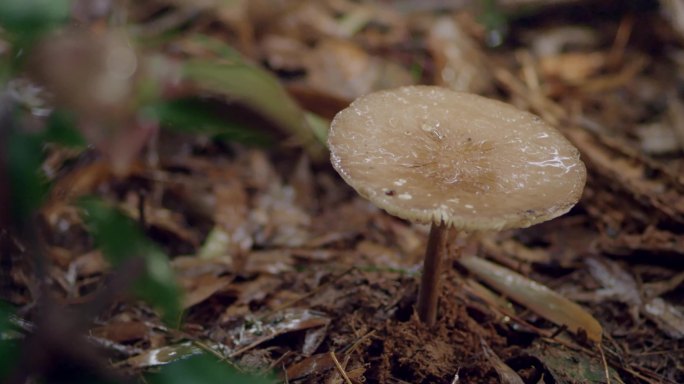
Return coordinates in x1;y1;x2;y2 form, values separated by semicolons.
285;352;335;381
584;257;641;321
643;298;684;339
460;256;603;343
91;321;149;343
427;16;493;93
180;273;234;309
356;241;404;268
119;193;200;247
172;255;233;277
539;52;606;85
566;126;684;225
228;309;331;357
244;250;295;275
70;250;110;278
481;339;525;384
251;184;311;247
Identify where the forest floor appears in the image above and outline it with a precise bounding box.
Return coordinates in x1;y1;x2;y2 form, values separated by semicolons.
3;1;684;383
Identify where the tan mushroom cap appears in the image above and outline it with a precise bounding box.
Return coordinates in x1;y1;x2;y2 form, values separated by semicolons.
329;86;586;231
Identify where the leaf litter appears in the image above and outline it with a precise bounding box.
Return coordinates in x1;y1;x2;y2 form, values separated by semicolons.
4;1;684;383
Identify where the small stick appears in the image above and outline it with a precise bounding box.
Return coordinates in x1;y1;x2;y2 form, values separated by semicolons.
329;351;353;384
598;342;611;384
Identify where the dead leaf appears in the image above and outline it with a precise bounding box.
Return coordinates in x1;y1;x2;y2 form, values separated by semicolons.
180;273;234;309
70;250;110;277
428;16;493;93
244;250;295;275
285;352;335;381
481;339;524;384
123;341;204;368
643;298;684;339
539;52;606;85
460;256;603;343
229;309;331;358
523;341;619;384
584;257;641;320
91;321;149;343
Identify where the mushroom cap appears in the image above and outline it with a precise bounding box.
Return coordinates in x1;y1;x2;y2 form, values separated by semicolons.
328;86;586;231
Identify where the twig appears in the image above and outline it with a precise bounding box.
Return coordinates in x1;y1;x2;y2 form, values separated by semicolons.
598;342;611;384
607;15;634;70
329;351;352;384
283;363;290;384
343;330;376;356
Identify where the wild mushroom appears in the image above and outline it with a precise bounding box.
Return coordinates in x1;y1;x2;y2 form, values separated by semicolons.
328;85;586;326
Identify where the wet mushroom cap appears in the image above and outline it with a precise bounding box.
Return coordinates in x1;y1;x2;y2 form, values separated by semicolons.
328;86;587;231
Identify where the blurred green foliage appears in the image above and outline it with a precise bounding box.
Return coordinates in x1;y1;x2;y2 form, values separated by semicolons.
148;98;271;145
182;59;325;159
6;108;86;222
79;198;182;325
148;354;277;384
1;2;289;382
7;127;48;222
0;0;71;74
478;0;508;47
0;0;70;37
44;109;87;148
0;302;20;381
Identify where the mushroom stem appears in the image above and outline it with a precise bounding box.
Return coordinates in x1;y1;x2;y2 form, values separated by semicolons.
417;222;449;326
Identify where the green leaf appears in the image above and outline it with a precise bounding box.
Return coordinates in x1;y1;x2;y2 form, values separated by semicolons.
147;98;271;145
185;34;244;60
148;354;277;384
42;109;86;148
79;198;182;325
304;112;330;146
7;128;48;222
0;0;71;45
182;58;326;161
0;302;20;381
478;0;508;47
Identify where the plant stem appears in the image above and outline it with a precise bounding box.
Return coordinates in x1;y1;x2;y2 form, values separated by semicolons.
416;222;448;326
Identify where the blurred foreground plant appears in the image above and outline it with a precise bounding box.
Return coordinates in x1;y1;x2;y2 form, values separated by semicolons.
0;0;290;382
